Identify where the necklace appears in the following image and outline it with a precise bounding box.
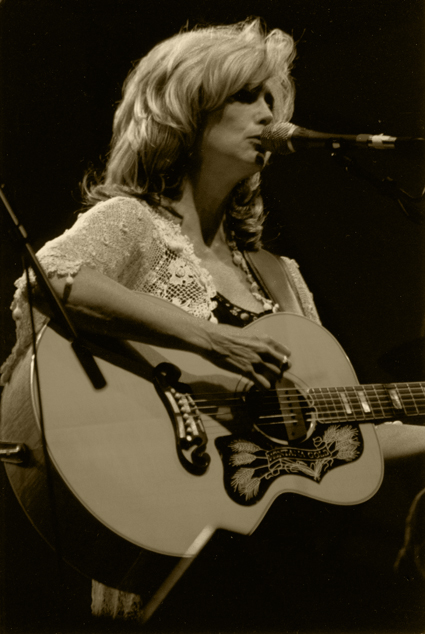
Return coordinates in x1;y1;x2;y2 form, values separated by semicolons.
227;232;280;314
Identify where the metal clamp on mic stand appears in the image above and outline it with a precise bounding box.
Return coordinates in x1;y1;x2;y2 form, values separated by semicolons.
331;151;425;225
0;441;28;465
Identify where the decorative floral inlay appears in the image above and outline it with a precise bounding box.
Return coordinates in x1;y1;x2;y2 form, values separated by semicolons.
217;425;362;503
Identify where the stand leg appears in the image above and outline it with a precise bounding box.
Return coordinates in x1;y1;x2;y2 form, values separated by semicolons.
140;525;215;625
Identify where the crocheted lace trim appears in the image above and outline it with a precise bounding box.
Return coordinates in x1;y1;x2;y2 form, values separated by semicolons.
282;257;321;325
0;197;217;383
0;196;319;384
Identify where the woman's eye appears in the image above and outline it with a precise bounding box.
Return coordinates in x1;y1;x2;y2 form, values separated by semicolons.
265;92;274;111
230;88;260;104
229;87;274;111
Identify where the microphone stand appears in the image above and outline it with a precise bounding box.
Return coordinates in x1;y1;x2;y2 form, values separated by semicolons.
0;185;106;468
331;151;425;225
0;186;107;612
0;186;106;390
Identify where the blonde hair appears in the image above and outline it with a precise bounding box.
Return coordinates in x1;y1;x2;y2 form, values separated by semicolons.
84;18;296;249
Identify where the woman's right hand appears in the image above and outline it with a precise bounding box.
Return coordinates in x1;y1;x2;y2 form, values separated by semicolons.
40;267;289;390
199;322;291;390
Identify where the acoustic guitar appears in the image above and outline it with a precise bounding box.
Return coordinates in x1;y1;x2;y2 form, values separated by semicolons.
1;311;422;592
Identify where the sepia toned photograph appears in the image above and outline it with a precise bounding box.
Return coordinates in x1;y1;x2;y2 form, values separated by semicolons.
0;1;424;632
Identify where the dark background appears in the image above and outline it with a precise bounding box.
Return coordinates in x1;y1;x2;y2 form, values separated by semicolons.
0;0;424;632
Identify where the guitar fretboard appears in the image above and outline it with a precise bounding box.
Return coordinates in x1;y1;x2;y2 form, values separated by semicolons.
309;382;425;423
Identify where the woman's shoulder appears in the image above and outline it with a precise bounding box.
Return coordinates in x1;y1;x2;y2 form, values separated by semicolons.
84;195;155;218
280;255;300;271
70;195;163;237
82;195;181;228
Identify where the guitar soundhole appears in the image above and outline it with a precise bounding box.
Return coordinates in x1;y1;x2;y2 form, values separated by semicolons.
249;379;316;445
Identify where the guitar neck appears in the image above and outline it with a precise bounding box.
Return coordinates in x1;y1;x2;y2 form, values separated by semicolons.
310;382;425;423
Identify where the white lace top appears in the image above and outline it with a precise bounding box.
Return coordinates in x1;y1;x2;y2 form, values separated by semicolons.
0;196;319;384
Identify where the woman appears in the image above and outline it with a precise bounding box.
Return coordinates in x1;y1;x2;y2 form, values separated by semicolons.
1;19;319;392
1;18;316;621
1;17;423;627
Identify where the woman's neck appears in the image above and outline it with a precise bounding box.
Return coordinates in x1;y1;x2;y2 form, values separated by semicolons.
174;169;239;248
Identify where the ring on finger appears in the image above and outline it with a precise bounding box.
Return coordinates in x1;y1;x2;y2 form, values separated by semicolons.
280;355;288;368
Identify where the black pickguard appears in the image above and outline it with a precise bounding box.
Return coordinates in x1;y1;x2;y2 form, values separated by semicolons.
215;423;364;506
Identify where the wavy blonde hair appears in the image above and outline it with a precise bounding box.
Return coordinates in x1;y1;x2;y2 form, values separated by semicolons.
83;18;296;249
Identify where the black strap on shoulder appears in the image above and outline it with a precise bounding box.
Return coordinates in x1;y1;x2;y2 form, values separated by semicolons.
244;248;304;315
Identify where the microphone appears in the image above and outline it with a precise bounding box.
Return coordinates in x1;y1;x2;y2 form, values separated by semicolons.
261;122;425;155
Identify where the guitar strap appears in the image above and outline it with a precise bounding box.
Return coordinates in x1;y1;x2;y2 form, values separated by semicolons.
244;249;305;315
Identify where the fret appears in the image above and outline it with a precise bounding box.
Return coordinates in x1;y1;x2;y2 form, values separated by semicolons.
345;387;368;421
395;383;419;416
338;388;354;416
407;384;420;415
311;387;357;423
365;385;386;420
386;382;425;417
419;383;425;413
324;387;345;421
309;381;425;425
366;385;396;420
310;386;366;423
358;390;371;414
410;383;425;415
324;385;388;422
387;386;403;411
310;388;333;422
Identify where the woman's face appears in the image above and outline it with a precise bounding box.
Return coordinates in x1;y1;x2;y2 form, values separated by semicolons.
198;83;274;182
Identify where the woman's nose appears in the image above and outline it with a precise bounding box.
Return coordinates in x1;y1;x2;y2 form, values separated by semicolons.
256;97;273;125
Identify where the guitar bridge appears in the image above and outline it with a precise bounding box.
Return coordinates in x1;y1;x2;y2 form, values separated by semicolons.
153;362;210;475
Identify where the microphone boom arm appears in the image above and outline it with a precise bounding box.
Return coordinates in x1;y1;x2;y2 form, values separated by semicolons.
331;151;425;225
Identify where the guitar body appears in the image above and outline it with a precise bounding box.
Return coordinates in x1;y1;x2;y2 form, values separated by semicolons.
1;312;383;591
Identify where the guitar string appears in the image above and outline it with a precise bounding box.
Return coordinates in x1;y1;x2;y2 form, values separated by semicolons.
194;397;425;418
190;388;425;405
189;380;425;393
190;385;425;398
218;394;423;415
194;408;393;425
183;405;418;438
188;398;425;417
184;384;425;402
181;402;410;429
195;415;380;432
174;387;425;430
193;398;389;417
126;381;425;437
177;415;365;439
187;382;425;394
187;389;425;413
191;387;425;404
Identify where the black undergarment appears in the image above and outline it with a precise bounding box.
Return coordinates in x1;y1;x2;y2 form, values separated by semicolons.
212;292;272;327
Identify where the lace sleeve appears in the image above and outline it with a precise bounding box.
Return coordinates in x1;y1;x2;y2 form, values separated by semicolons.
281;256;321;325
36;196;156;287
1;196;156;384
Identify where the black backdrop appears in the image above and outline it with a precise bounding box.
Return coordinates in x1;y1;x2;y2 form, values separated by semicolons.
0;1;424;633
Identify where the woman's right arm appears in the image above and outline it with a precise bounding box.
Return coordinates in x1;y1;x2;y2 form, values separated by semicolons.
39;266;290;390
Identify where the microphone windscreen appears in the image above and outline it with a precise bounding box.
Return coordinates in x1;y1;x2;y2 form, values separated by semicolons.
261;122;298;154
